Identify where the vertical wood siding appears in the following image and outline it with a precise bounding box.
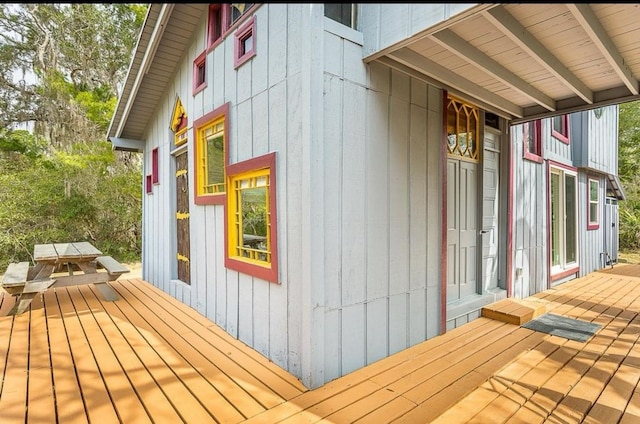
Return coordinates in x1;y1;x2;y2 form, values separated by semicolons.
322;20;443;382
359;4;477;58
141;4;307;382
511;106;619;296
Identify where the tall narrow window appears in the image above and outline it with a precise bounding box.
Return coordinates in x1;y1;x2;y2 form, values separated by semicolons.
446;96;480;161
208;4;226;48
551;114;569;144
550;165;578;278
193;51;207;95
193;103;229;205
523;119;542;163
588;178;600;230
225;152;278;283
152;147;159;184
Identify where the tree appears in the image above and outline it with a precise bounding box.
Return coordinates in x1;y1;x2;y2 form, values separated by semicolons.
618;100;640;250
0;4;146;269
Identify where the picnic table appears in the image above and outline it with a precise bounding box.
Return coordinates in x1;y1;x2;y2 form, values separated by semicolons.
1;242;130;315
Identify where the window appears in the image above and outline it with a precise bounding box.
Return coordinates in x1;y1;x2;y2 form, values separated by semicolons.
234;16;256;69
523;119;542;163
145;175;153;194
550;164;578;278
588;178;600;230
193;51;207;95
229;3;253;26
325;4;355;28
551;114;569;144
225;152;278;282
152;147;159;184
193;103;229;205
207;4;226;48
171;97;188;146
446;96;480;161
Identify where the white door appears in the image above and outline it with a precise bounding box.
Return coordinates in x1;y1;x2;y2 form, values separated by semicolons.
447;158;478;303
481;130;500;291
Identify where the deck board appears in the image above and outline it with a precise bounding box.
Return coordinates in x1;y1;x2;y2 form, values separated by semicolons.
3;264;640;423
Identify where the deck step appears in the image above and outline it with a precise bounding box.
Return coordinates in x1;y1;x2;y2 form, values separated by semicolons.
481;298;547;326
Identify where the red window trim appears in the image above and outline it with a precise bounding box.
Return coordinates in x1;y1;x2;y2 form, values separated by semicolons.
224;152;279;283
207;4;228;50
587;177;600;231
523;119;543;163
234;15;256;69
207;4;259;54
193;102;230;206
551;114;570;144
151;147;159;184
550;265;579;282
192;50;207;96
145;175;153;194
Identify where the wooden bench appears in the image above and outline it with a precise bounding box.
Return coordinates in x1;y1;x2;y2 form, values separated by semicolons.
96;256;130;280
2;262;31;295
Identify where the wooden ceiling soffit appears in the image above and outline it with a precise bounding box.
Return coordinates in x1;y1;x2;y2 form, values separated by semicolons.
566;4;639;96
430;29;556;112
483;5;594;105
386;47;523;118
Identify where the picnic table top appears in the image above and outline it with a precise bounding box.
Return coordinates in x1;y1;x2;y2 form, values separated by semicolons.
34;242;102;262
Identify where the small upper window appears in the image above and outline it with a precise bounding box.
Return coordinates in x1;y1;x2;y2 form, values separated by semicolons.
152;147;159;184
588;178;600;230
208;4;226;48
229;3;253;26
325;4;355;28
234;16;256;69
193;51;207;95
523;120;542;163
446;95;480;161
551;114;569;144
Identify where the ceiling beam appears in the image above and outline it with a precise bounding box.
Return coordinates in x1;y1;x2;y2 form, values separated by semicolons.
484;5;594;105
566;3;639;96
430;29;556;112
387;47;523;118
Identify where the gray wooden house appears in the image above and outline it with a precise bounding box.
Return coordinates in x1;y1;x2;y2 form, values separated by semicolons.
107;4;639;388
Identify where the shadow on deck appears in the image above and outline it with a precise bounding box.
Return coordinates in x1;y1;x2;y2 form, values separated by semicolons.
2;264;640;423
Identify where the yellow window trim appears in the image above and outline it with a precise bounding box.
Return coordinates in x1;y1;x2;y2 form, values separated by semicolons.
196;116;226;196
227;167;271;267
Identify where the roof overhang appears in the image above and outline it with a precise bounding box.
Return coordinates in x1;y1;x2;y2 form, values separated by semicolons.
107;3;209;143
607;174;626;201
368;3;640;124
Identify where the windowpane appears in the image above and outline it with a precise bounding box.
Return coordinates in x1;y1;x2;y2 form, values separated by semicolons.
590;180;598;201
551;172;560;267
205;133;224;191
446;96;480;160
242;34;253;54
325;4;353;27
241;185;269;261
230;3;253;25
552;115;564;134
565;175;577;263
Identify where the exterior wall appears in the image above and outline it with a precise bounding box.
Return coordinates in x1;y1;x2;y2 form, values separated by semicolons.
510;123;547;298
359;3;477;58
572;106;619;175
511;107;620;296
320;25;444;382
141;3;310;382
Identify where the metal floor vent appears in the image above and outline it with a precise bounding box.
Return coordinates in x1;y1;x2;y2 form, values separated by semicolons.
522;313;602;342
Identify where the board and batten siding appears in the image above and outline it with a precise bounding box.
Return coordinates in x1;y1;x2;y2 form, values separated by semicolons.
571;105;619;175
320;21;443;384
510;123;547;298
358;3;478;59
141;3;309;382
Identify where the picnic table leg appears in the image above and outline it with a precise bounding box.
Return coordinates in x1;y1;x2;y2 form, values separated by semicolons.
94;283;119;301
8;293;37;315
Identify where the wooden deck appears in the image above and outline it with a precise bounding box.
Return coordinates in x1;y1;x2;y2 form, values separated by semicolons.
2;265;640;423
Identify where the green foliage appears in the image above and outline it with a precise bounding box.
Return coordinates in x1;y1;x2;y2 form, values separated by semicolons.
618;101;640;250
0;4;145;269
0;142;142;269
